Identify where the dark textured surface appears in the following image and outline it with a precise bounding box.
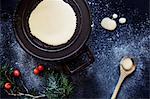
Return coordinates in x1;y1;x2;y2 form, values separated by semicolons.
0;0;150;98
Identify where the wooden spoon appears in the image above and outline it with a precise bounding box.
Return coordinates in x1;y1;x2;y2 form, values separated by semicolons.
111;57;136;99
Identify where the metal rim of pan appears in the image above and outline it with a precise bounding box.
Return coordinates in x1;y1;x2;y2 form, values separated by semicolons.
13;0;92;61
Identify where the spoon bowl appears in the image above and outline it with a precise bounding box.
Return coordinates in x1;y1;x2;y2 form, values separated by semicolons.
120;57;136;77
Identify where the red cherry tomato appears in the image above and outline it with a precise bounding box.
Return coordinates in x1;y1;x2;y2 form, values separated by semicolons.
13;69;21;77
37;65;44;72
4;82;12;90
34;68;40;75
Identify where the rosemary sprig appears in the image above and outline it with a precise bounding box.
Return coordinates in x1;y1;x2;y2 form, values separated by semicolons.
1;64;74;99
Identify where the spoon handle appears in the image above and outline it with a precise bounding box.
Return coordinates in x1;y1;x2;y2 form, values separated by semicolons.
111;74;126;99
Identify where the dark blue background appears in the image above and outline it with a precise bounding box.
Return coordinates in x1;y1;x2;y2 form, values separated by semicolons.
1;0;150;98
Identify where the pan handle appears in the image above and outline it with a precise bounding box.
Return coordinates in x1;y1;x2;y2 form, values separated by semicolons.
63;45;94;75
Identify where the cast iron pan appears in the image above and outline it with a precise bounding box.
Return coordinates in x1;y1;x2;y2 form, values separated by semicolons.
14;0;91;61
14;0;92;62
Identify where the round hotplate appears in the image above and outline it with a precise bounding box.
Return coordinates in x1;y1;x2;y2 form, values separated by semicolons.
13;0;91;61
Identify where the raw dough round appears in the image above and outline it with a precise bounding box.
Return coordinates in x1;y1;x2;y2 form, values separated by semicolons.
29;0;77;46
112;14;118;19
100;17;117;31
119;18;126;24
